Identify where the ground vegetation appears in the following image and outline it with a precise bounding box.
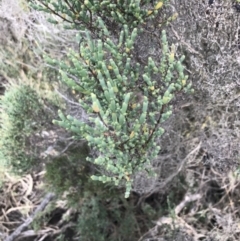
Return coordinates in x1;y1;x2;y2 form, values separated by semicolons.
1;0;240;241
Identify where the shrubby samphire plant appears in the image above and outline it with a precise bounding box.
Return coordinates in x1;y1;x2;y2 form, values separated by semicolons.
31;0;166;30
48;22;191;198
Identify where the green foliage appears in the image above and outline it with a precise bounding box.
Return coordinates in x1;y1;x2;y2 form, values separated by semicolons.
45;142;92;201
44;153;153;241
77;196;110;241
45;142;126;203
45;143;148;240
50;24;191;198
76;194;139;241
0;84;47;173
31;0;167;31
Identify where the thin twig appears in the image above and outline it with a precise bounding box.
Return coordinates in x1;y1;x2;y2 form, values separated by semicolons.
137;142;202;206
54;89;82;107
174;193;201;215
